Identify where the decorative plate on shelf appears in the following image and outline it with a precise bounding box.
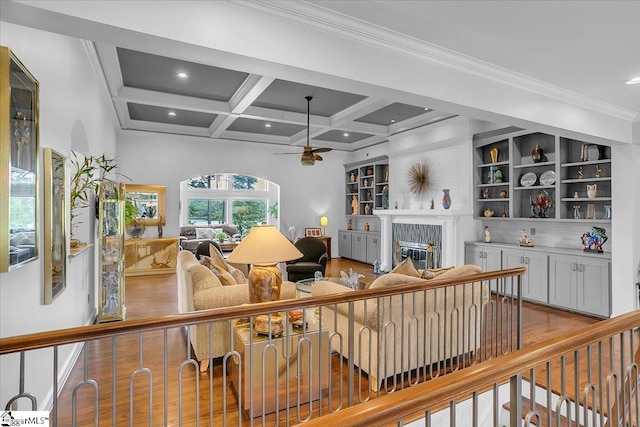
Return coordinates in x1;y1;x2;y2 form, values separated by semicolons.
520;172;537;187
539;170;556;186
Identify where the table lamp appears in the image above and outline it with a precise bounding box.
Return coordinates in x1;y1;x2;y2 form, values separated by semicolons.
320;216;329;236
226;224;303;304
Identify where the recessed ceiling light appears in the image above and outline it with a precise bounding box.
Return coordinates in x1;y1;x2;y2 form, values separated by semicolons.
391;119;396;123
168;111;176;116
177;72;188;79
264;123;272;128
424;107;430;111
343;132;350;137
626;77;640;85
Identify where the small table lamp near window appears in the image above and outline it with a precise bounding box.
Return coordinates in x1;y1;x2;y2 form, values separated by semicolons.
226;225;303;304
320;216;329;236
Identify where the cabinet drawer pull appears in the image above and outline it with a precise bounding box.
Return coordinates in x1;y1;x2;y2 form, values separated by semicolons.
579;264;585;272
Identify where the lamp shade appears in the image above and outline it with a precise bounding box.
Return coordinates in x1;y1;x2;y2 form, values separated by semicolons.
226;225;302;265
320;216;329;227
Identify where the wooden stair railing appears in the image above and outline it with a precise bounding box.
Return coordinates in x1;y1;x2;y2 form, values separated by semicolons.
297;311;640;427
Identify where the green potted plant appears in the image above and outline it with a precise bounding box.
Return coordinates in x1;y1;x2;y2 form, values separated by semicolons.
216;232;228;243
69;151;123;245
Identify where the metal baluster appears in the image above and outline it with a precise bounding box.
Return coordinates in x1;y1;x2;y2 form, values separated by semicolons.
129;333;153;427
328;304;343;413
71;342;98;427
178;326;199;427
5;351;38;411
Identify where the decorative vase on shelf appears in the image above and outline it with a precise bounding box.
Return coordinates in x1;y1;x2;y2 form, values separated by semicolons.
587;184;597;199
489;146;500;163
442;189;451;210
604;205;612;220
586;204;596;220
531;143;544;163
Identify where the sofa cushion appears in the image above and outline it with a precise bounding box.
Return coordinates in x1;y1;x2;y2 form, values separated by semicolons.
367;273;425;289
190;264;223;294
390;258;420;277
207;243;246;284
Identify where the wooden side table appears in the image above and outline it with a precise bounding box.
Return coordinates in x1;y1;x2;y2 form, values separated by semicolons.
320;236;331;259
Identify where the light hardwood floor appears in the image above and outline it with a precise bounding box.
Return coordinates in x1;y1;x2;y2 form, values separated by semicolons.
54;257;601;426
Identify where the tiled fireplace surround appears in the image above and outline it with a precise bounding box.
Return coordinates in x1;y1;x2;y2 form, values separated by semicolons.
375;210;465;272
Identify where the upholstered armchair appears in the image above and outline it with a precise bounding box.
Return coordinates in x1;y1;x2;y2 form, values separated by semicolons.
286;237;328;282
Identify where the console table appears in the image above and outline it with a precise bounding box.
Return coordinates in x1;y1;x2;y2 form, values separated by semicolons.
124;237;179;276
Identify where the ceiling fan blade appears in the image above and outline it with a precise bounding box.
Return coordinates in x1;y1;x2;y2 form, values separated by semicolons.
313;154;323;161
311;147;332;154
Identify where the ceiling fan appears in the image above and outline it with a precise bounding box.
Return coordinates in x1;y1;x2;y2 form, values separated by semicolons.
299;96;332;166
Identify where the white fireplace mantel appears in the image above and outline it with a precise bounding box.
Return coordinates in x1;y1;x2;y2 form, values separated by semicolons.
374;209;474;272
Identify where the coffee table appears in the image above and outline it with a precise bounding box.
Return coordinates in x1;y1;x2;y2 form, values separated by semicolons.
295;277;365;297
229;315;329;418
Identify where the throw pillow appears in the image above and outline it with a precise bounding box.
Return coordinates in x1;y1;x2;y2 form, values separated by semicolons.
420;266;455;279
200;256;237;286
367;273;424;289
434;264;482;280
390;258;420;277
202;228;216;240
189;265;222;294
207;243;246;284
195;228;208;239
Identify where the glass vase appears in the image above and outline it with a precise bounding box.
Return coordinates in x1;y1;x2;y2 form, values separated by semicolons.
442;189;451;210
573;205;581;219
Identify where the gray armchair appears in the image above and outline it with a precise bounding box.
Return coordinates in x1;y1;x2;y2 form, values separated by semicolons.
286;237;328;282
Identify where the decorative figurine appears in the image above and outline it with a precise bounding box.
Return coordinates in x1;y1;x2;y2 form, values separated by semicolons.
347;218;353;230
531;143;544;163
500;190;508;198
493;168;503;183
482;187;490;199
595;165;601;178
578;166;584;179
581;227;608;253
483;226;492;243
573;205;581;219
518;230;533;247
364;222;370;231
382;185;389;209
429;197;435;210
351;195;359;215
574;191;580;198
484;209;494;217
364;204;371;215
350;172;356;182
373;260;381;275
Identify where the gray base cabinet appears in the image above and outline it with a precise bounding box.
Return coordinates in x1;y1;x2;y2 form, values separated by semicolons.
339;230;380;264
465;243;502;292
465;242;611;318
502;249;548;304
549;254;610;317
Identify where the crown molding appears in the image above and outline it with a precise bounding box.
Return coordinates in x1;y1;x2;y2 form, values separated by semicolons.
80;41;122;129
230;0;636;122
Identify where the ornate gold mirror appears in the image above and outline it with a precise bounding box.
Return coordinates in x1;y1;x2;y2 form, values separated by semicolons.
125;184;166;226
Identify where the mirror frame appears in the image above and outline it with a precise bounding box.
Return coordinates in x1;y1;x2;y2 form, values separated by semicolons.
0;46;40;272
125;184;166;226
43;148;67;303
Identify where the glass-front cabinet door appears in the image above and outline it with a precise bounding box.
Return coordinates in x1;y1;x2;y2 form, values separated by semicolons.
98;182;126;322
1;46;40;272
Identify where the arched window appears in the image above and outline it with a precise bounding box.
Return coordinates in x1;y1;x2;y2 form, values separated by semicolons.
179;174;279;236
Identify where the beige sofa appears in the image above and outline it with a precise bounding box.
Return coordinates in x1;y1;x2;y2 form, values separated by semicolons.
310;265;488;391
176;250;296;371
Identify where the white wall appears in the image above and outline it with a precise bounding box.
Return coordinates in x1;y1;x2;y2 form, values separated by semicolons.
115;131;348;251
0;23;117;409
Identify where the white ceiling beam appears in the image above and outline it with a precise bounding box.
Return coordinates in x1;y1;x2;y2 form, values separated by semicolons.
220;130;293;145
229;74;274;113
124;119;212;137
208;114;237;138
94;43;124;97
330;98;393;126
117;87;231;114
388;111;458;134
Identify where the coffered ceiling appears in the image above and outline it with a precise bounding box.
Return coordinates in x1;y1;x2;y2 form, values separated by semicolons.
96;45;455;151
